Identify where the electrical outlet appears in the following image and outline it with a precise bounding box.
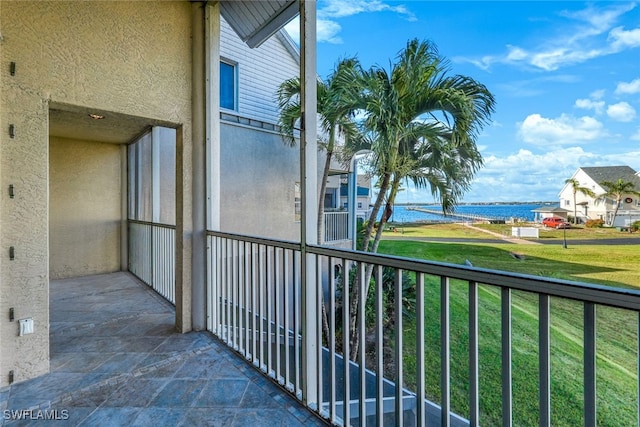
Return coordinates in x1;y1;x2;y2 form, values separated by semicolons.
19;318;34;336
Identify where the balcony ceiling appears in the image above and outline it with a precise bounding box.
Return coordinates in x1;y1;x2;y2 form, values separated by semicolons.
49;103;175;144
220;0;298;48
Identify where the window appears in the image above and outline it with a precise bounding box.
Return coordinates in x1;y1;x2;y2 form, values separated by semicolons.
358;202;363;209
220;60;236;110
564;199;570;206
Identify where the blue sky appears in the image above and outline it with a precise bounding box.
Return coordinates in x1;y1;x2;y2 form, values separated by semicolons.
285;1;640;203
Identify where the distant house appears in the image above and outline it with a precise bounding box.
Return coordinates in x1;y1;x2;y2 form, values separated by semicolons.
559;165;640;226
339;174;372;220
531;206;571;223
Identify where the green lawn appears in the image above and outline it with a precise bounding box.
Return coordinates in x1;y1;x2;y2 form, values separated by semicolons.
374;236;640;426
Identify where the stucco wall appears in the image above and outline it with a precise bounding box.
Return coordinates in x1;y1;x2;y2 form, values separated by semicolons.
221;123;301;241
49;137;122;279
0;1;193;386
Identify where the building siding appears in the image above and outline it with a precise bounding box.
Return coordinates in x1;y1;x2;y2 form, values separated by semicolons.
220;18;299;124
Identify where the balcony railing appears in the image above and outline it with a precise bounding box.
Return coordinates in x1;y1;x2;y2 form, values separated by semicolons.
324;211;349;242
206;229;640;426
128;220;176;305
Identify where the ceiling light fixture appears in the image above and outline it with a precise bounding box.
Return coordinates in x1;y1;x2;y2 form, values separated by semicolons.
88;114;105;120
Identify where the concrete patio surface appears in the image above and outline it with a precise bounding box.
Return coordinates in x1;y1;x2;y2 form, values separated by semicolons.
0;272;326;426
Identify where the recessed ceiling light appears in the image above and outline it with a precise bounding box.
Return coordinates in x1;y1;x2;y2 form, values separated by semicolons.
88;114;105;120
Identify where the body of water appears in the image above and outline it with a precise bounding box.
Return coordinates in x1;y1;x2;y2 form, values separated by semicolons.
387;203;557;223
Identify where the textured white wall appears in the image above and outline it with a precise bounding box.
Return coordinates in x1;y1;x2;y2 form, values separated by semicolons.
0;1;193;386
49;137;121;279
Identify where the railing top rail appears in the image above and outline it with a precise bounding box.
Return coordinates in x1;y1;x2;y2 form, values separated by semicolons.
308;244;640;311
207;230;301;251
128;219;176;230
205;229;640;311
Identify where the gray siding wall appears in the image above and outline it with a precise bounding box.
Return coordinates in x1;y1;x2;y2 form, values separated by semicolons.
221;123;300;241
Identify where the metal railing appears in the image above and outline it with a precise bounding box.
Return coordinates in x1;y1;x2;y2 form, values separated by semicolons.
206;229;640;426
325;211;349;242
128;220;176;305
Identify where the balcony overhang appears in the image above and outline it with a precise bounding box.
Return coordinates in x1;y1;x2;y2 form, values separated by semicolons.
220;0;298;48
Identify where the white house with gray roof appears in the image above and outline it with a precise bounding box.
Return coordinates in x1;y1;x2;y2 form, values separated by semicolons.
559;165;640;226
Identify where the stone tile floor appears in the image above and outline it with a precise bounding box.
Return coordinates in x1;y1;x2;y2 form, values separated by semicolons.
0;272;327;426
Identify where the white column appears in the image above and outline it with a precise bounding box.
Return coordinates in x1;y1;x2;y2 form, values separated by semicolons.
152;126;161;223
300;0;319;409
206;3;221;231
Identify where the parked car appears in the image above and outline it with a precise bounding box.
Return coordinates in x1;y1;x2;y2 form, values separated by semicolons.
542;217;571;229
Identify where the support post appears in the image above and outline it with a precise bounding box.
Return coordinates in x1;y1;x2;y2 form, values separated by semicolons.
299;0;319;409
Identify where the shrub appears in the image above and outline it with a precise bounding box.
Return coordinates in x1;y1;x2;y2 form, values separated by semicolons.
632;221;640;231
585;219;605;228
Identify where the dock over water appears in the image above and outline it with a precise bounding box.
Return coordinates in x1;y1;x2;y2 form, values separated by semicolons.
406;207;507;223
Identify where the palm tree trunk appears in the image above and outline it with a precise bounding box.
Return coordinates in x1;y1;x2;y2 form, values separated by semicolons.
348;172;392;361
317;135;336;343
317;149;333;244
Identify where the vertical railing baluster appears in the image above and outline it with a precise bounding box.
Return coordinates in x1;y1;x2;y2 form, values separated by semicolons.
240;241;247;356
358;261;366;426
316;254;323;413
441;276;450;427
396;268;404;426
343;258;351;427
257;244;263;369
224;239;233;348
267;246;274;376
416;273;426;427
284;249;291;390
215;236;222;337
232;239;238;349
275;247;282;382
238;240;244;354
469;281;479;427
251;243;257;364
502;287;512;427
294;250;301;398
539;294;550;427
375;265;384;427
329;256;337;423
584;302;596;427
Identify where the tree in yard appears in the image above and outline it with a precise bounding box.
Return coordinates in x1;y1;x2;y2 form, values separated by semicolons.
342;39;495;360
597;179;640;226
564;178;595;223
277;58;362;243
277;58;362;344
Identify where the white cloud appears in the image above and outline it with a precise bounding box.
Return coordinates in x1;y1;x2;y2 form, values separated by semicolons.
464;3;639;71
607;102;636;122
285;1;415;44
631;128;640;141
518;113;605;146
317;19;343;44
459;146;640;202
319;0;416;20
609;26;640;50
590;89;606;100
575;98;605;115
615;78;640;95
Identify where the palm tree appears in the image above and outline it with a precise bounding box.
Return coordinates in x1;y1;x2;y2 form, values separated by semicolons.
564;178;595;223
355;40;494;256
277;58;362;243
598;179;640;226
343;39;495;359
